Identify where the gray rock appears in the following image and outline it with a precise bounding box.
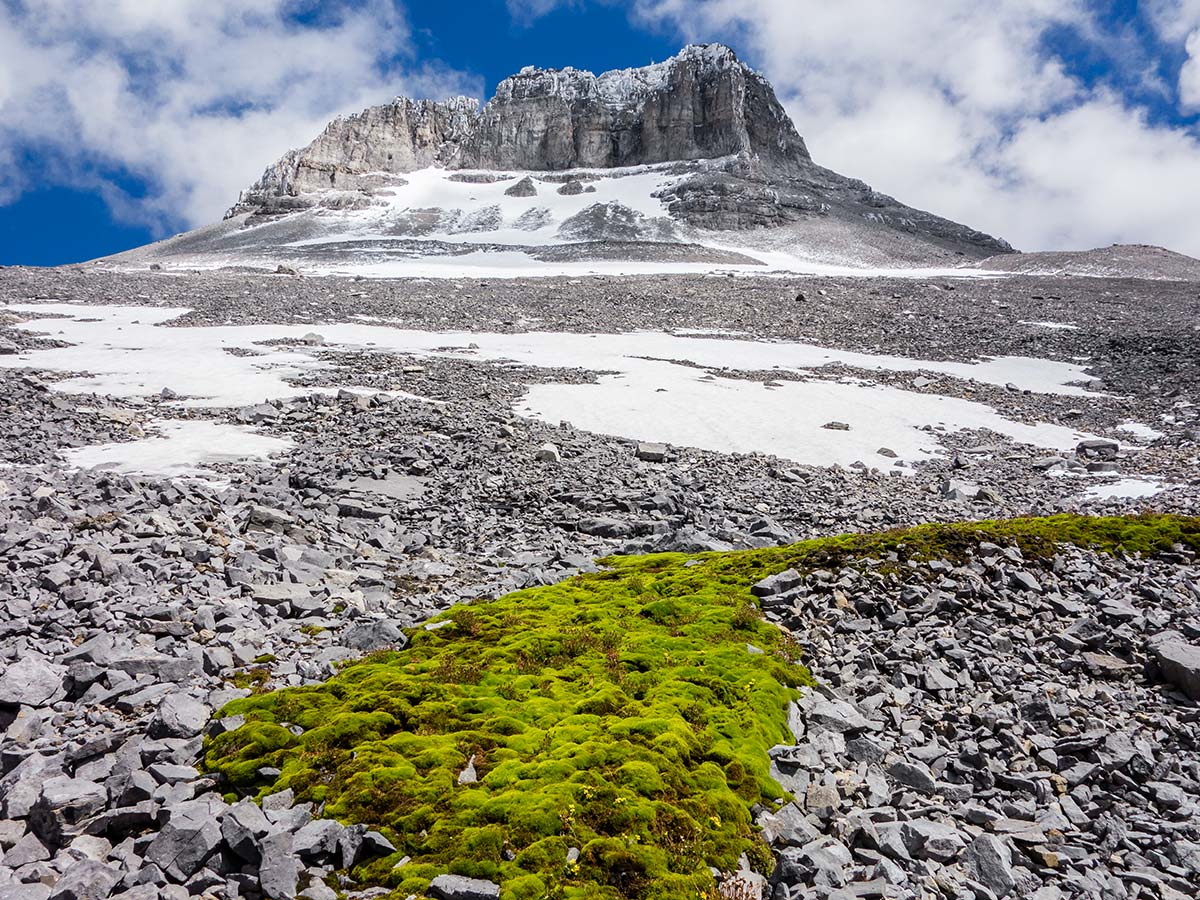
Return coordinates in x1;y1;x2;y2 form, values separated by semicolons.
293;820;344;862
340;620;408;652
751;568;802;598
30;777;107;847
427;874;501;900
887;760;937;794
900;819;965;862
143;803;222;881
534;442;560;463
966;834;1016;898
775;837;852;886
299;884;337;900
1;754;65;819
248;505;295;529
575;517;634;538
258;831;298;900
0;887;51;900
1153;637;1200;699
47;860;121;900
221;801;271;863
1010;570;1042;593
2;833;50;866
457;754;478;786
808;698;868;733
758;803;820;847
148;694;210;739
262;789;295;812
1077;438;1119;457
635;442;668;462
0;655;66;708
503;176;537;197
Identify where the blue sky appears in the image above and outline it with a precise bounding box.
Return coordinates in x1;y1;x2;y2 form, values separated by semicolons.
2;0;1200;264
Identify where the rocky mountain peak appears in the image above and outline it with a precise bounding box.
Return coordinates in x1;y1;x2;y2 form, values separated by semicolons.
217;44;1012;264
230;44;811;217
457;43;809;171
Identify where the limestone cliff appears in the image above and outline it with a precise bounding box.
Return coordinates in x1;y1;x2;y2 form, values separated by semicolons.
455;44;809;171
230;97;478;215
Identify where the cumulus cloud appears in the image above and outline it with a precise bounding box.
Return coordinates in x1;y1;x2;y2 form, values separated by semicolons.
0;0;479;233
1183;31;1200;109
626;0;1200;255
1146;0;1200;41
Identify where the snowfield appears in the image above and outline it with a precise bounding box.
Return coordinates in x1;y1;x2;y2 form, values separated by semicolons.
108;163;1001;280
3;303;1099;475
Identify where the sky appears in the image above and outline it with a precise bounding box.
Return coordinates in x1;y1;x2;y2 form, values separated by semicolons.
2;0;1200;265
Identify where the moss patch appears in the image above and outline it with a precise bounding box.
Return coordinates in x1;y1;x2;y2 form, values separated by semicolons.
203;514;1197;899
677;512;1200;587
206;559;812;899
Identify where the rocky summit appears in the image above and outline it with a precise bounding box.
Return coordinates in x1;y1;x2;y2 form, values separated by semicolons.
109;45;1011;276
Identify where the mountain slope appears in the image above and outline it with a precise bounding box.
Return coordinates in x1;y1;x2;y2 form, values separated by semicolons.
976;244;1200;281
108;45;1013;277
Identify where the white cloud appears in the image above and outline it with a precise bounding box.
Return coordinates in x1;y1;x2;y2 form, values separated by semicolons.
1183;31;1200;109
1145;0;1200;41
633;0;1200;255
0;0;480;234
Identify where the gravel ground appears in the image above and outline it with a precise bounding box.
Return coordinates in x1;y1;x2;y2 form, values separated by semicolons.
0;265;1198;900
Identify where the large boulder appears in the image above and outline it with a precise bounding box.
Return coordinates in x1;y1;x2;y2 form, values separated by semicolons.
148;693;211;739
0;655;66;708
29;777;107;847
1152;634;1200;700
427;875;500;900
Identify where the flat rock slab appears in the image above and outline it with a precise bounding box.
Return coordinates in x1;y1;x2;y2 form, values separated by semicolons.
0;655;66;707
332;473;427;501
1155;639;1200;699
428;874;501;900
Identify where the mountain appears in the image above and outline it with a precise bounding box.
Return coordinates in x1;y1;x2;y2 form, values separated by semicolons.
976;244;1200;281
108;45;1013;276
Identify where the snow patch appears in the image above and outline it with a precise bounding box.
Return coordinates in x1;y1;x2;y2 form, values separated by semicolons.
1084;477;1171;500
66;420;292;477
1019;320;1079;331
4;303;1102;472
1116;421;1164;441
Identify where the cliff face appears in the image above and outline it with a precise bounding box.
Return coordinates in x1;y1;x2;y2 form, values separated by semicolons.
231;97;479;215
455;44;809;171
229;44;810;216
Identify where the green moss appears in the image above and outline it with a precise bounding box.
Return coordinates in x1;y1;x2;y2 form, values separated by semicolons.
204;514;1197;899
227;667;271;693
672;512;1200;584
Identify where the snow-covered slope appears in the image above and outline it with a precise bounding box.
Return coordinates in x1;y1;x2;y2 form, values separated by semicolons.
975;244;1200;281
